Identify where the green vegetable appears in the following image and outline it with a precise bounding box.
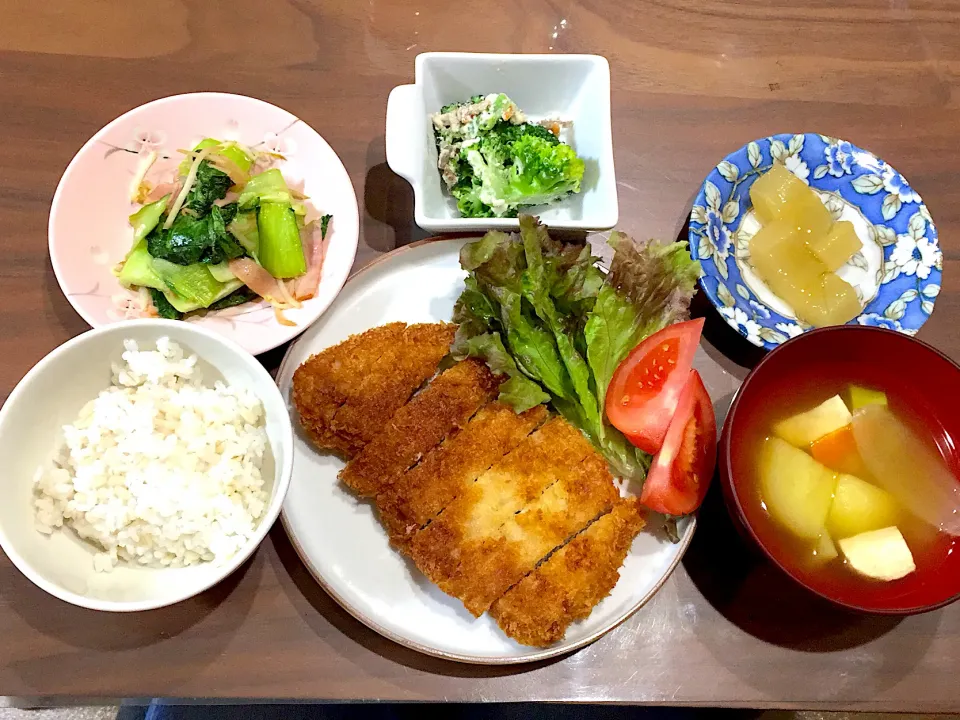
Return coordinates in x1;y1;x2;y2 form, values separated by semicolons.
258;201;307;278
457;129;584;218
117;240;164;290
320;214;332;238
129;196;169;244
148;214;204;265
161;281;244;313
149;288;183;320
179;138;253;175
183;161;233;214
451;290;551;413
439;94;486;115
218;201;239;225
152;259;228;307
847;385;888;411
520;215;600;423
208;287;259;311
237;168;293;209
222;145;254;173
147;205;244;266
229;210;260;259
433;95;585;218
453;214;700;483
584;232;702;416
207;261;236;283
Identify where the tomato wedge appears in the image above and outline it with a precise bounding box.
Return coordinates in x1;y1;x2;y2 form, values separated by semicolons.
605;318;704;453
639;370;717;516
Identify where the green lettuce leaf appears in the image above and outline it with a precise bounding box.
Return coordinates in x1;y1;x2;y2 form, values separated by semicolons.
453;275;500;332
452;214;699;485
518;215;602;440
459;230;524;291
551;244;604;318
584;232;700;413
594;420;653;480
494;285;572;399
451;329;550;412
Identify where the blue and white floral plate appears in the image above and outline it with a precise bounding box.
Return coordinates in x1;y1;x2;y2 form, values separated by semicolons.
689;133;942;349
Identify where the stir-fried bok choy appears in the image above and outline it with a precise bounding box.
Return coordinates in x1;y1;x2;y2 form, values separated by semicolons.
115;138;333;324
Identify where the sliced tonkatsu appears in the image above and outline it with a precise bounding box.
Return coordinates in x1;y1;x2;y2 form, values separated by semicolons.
490;497;646;646
292;323;405;455
437;452;618;616
293;319;652;647
339;359;501;497
407;417;607;615
292;322;455;458
377;402;549;549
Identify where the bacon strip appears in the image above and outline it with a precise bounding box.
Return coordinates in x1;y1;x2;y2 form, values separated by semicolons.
228;258;287;300
146;181;179;205
293;221;329;301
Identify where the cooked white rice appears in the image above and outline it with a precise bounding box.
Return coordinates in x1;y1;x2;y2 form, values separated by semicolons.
34;337;269;572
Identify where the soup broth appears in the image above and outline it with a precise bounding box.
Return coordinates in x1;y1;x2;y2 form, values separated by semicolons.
741;375;960;609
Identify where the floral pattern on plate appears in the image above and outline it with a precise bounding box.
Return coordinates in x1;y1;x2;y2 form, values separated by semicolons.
689;133;942;349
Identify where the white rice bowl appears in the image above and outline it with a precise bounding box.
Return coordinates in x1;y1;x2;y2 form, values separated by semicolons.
0;320;293;611
34;337;269;573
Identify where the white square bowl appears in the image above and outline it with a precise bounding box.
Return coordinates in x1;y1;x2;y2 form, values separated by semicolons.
386;52;618;233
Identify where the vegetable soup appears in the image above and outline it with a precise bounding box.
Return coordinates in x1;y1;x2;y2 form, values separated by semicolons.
740;377;960;609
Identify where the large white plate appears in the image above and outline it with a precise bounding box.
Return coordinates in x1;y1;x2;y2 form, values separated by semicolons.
276;238;695;664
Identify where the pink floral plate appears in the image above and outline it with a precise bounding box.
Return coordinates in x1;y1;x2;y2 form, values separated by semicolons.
48;92;359;356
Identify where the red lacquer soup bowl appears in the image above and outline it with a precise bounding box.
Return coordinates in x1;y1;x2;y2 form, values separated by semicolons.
720;325;960;614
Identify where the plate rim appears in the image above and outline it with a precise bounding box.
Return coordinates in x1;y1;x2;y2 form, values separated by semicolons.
275;236;697;665
47;91;360;356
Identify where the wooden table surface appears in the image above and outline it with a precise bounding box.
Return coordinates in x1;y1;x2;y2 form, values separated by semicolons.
2;0;960;709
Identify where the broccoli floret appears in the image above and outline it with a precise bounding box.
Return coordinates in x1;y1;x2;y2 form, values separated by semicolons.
440;94;487;114
433;91;583;218
489;121;560;148
432;92;582;219
450;123;583;218
503;133;584;205
454;189;496;218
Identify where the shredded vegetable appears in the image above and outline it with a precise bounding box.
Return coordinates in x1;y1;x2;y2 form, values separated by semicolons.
207;154;249;185
164;147;212;230
129;151;158;203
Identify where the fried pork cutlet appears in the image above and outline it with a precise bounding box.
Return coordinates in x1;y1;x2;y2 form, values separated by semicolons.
378;403;549;549
339;359;501;497
447;452;618;616
408;418;593;589
490;497;646;647
408;417;616;616
292;322;455;458
292;323;405;455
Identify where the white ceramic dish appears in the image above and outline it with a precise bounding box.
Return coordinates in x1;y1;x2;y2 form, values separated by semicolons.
49;92;359;356
276;238;693;664
0;320;293;611
386;52;618;233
